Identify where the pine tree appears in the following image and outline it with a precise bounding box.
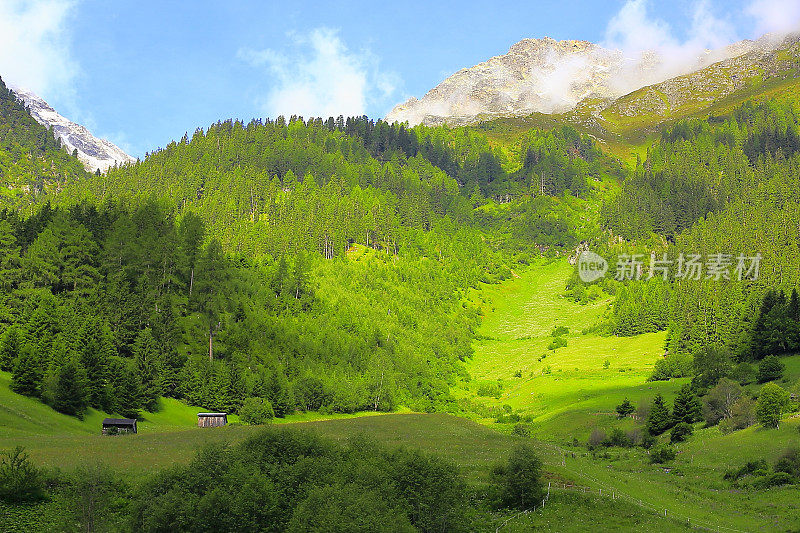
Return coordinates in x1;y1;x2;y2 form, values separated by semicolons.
133;328;163;412
10;345;42;397
615;398;635;419
0;325;23;372
647;394;673;435
109;358;141;419
672;385;703;424
51;359;89;418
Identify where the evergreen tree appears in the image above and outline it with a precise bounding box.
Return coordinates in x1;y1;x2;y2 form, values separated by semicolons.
615;398;635;419
133;328;162;412
647;394;673;435
0;326;23;372
10;345;41;397
109;358;141;419
757;355;785;383
672;384;703;424
51;359;89;418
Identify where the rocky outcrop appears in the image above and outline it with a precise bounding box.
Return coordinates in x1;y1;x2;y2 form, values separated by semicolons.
10;86;135;173
385;33;794;127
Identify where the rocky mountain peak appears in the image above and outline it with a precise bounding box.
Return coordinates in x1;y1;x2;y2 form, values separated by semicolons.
385;35;777;127
9;86;135;173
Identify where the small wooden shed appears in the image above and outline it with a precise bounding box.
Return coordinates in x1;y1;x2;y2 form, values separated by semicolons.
198;412;228;428
102;418;137;435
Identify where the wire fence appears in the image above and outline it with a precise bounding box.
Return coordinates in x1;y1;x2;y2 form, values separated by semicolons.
494;440;751;533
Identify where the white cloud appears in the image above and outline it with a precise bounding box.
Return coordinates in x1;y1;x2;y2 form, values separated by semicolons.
0;0;78;101
238;28;400;119
600;0;743;94
746;0;800;36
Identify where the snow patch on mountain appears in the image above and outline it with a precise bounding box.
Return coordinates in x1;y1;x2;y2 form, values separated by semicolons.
9;86;135;173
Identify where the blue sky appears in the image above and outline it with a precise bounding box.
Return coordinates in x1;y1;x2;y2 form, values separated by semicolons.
1;0;799;158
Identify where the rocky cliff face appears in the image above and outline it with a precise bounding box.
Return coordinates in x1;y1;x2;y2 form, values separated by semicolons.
10;86;135;173
385;35;782;127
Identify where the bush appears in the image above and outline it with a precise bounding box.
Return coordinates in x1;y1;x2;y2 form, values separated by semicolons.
239;397;274;425
626;428;642;447
753;471;794;489
757;355;785;383
648;353;693;381
718;396;756;434
640;432;656;449
551;325;570;337
0;447;45;503
775;447;800;479
756;382;791;428
649;445;677;464
669;422;693;443
588;428;606;448
730;362;756;385
604;428;631;447
491;443;545;510
477;381;502;398
547;336;568;350
511;424;531;438
724;459;769;481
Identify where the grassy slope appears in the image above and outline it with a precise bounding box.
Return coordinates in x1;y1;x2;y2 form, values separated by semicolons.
462;259;800;531
460;259;674;442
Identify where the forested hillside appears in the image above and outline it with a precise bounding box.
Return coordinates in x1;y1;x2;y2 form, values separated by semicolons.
0;108;622;420
0;77;89;205
600;100;800;370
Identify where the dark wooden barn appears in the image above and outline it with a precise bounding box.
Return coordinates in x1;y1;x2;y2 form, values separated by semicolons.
197;412;228;428
102;418;137;435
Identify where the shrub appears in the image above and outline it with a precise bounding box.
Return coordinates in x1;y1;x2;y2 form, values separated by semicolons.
477;381;502;398
730;362;756;385
511;424;531;438
774;447;800;479
551;325;570;337
669;422;693;443
239;397;275;425
0;447;45;503
718;396;756;434
756;382;791;428
753;471;794;489
640;432;656;449
625;428;642;447
703;378;742;426
649;445;677;464
547;336;568;350
648;353;693;381
588;428;606;448
724;459;769;481
757;355;785;383
604;428;631;447
491;443;545;510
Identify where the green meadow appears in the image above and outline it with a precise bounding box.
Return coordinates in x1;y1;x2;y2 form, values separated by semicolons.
3;259;800;530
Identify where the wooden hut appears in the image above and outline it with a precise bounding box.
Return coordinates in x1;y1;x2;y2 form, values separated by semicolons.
197;412;228;428
102;418;137;435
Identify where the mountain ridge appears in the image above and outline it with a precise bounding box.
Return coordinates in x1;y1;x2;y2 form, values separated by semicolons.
9;86;135;173
386;32;798;128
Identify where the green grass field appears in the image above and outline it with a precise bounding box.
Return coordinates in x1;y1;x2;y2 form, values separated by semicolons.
460;260;678;442
4;259;800;530
459;259;800;531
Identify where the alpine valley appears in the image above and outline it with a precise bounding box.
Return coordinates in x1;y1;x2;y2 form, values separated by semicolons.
2;21;800;533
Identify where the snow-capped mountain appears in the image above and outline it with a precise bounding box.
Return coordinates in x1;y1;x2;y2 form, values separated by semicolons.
10;86;135;173
385;33;788;127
